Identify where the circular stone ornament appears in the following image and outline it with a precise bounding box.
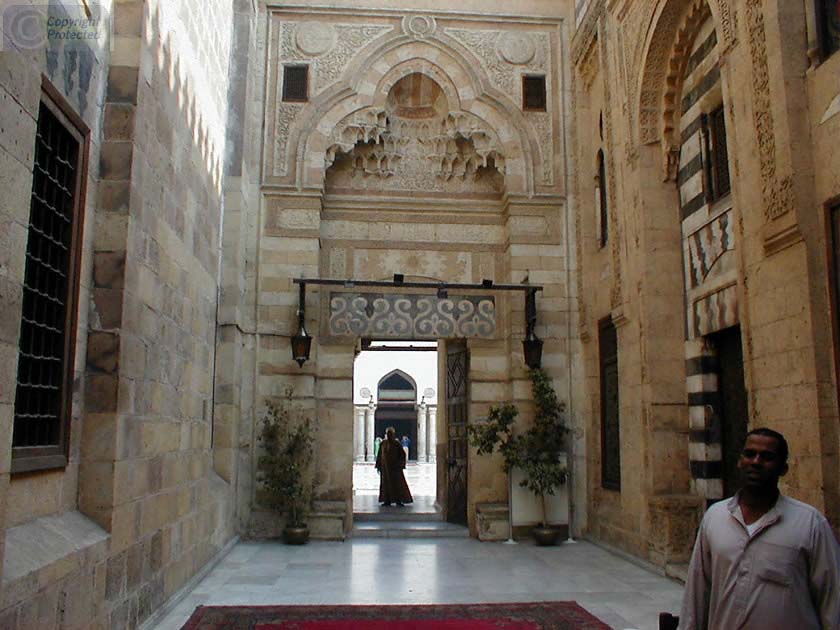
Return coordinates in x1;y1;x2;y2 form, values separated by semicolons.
296;22;336;56
497;31;536;65
402;15;436;39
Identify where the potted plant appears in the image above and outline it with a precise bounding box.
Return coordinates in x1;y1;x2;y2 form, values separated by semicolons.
257;387;315;544
468;368;568;545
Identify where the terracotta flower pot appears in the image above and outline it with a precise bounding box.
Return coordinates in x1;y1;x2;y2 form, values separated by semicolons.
283;525;310;545
532;525;561;546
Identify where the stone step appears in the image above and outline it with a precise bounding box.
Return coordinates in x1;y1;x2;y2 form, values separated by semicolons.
353;510;444;523
351;520;469;539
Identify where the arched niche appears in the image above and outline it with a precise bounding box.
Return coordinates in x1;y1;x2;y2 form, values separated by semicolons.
283;37;540;194
637;0;727;157
324;72;507;195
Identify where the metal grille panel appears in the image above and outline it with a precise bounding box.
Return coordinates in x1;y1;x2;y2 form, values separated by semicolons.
13;102;79;448
282;65;309;102
523;75;546;111
710;106;730;200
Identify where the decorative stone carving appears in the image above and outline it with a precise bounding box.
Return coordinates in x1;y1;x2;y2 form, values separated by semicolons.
662;1;712;149
281;23;391;90
497;31;536;65
571;0;603;67
402;15;436;39
578;39;600;92
443;27;553;184
745;0;791;220
295;22;336;56
329;293;497;338
529;111;554;184
445;28;548;95
597;22;623;310
663;145;680;182
638;0;699;145
716;0;738;51
273;103;304;176
325;105;506;193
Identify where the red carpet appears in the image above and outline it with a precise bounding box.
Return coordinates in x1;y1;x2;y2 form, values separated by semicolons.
181;602;610;629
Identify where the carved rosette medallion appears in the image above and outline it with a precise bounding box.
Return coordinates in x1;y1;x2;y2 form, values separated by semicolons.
402;15;436;39
295;22;336;56
497;31;535;65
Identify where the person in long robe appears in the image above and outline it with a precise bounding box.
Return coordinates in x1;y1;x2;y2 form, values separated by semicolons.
375;427;413;506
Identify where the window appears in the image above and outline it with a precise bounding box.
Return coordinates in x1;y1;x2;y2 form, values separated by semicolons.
282;65;309;102
12;81;89;473
599;317;620;490
522;75;546;111
597;149;608;248
701;106;731;203
818;0;840;59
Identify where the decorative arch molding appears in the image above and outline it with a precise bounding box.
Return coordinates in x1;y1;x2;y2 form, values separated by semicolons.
637;0;729;150
280;35;541;194
378;369;418;396
661;0;713;151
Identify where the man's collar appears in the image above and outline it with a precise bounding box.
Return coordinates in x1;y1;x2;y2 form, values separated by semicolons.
727;491;785;531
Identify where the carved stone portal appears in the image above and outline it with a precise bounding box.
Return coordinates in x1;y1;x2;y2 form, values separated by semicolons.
325;73;506;194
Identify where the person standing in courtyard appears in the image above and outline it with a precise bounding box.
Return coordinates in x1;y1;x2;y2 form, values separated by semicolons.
680;427;840;629
376;427;413;507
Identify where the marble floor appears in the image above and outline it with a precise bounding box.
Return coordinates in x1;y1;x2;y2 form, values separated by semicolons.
149;537;684;630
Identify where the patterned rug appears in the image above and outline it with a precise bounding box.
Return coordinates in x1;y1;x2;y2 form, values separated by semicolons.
180;602;611;629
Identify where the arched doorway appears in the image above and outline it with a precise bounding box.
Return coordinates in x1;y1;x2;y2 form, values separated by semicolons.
247;7;570;540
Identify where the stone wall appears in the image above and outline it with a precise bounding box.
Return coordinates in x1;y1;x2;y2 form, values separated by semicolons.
571;0;840;569
0;0;238;627
232;0;575;538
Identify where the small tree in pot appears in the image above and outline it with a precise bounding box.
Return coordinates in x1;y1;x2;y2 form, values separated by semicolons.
468;368;567;544
257;387;315;544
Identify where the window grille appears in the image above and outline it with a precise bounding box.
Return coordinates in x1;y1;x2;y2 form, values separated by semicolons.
710;106;731;199
819;0;840;59
701;106;731;203
522;75;546;111
599;317;620;490
282;65;309;102
12;86;87;473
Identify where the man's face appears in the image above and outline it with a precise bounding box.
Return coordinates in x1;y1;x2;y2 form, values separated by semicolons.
738;434;788;490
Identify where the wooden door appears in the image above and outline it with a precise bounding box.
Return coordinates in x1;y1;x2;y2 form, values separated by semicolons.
711;326;749;498
446;342;469;525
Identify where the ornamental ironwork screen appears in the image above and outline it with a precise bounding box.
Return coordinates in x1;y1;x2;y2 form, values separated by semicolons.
13;91;87;472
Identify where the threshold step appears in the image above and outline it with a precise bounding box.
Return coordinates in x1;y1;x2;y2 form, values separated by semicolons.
351;521;469;539
354;510;444;523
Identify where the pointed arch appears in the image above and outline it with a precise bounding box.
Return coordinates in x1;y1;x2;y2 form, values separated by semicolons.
637;0;726;150
377;369;418;402
278;33;542;194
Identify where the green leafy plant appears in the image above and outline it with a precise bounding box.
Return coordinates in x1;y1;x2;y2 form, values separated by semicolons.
468;368;568;527
257;387;314;528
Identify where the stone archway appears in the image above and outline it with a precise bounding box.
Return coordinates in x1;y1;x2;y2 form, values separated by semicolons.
250;7;571;540
634;0;741;515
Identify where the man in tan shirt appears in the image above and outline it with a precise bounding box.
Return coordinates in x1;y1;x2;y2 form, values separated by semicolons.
680;428;840;629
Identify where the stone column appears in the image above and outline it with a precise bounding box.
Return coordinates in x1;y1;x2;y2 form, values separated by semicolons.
427;405;437;462
364;402;376;462
353;406;366;462
416;402;427;463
